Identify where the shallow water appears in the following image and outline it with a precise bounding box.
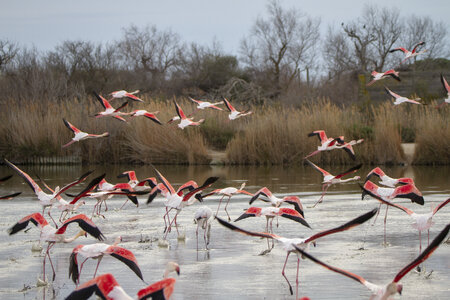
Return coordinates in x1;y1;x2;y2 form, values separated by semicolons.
0;164;449;299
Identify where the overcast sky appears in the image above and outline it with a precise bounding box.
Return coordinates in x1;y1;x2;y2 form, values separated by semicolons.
1;0;448;54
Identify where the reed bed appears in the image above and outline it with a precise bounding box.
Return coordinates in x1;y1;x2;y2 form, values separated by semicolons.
0;97;447;165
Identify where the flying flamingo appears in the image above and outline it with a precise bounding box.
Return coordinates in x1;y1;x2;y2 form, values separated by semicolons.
306;159;362;207
5;159;92;227
149;166;218;239
8;213;104;282
62;119;109;148
216;209;377;299
361;180;424;245
437;74;450;108
249;187;305;217
305;130;363;160
293;223;449;300
389;41;427;64
235;207;311;251
366;69;401;86
365;167;414;188
385;87;422;105
69;236;144;284
66;262;180;300
109;89;143;102
173;101;204;129
202;182;253;221
223;97;252;120
362;185;449;253
93;91;129;122
0;174;21;199
189;97;223;110
194;206;213;250
127;109;162;125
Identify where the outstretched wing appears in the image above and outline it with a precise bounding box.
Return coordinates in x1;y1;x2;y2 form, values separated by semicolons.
8;212;48;234
0;192;22;200
93;91;112;109
216;216;280;240
4;159;42;195
137;278;176;300
66;273;118;300
335;163;362;179
63;119;81;134
174;101;187;119
57;214;105;240
308;130;327;143
107;246;144;281
441;74;450;93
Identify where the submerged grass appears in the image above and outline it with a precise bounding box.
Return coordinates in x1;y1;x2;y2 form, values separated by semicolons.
0;97;447;165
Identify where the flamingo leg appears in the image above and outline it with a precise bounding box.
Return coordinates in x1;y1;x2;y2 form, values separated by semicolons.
304;150;320;159
44;242;56;281
269;219;274;249
104;199;108;212
419;230;422;253
78;258;90;284
119;199;128;210
281;252;293;295
296;256;300;300
313;184;330;208
203;220;208;250
93;256;103;278
427;229;430;247
372;203;382;225
163;207;171;233
196;222;199;251
215;195;225;216
224;196;232;221
383;205;389;246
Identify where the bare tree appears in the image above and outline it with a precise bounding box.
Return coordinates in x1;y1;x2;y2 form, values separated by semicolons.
323;26;357;78
240;0;320;97
0;39;19;71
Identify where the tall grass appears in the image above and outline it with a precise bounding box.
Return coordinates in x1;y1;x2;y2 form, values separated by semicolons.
0;97;447;165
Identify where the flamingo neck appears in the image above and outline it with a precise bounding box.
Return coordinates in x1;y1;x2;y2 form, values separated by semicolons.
63;230;85;243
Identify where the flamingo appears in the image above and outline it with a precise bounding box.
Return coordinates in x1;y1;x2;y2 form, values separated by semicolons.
93;91;129;122
216;208;377;299
62;119;109;148
173;101;204;129
127;109;162;125
365;167;414;188
306;159;362;207
69;236;144;284
189;97;223;110
305;130;363;160
362;185;449;253
223;97;252;120
194;206;213;250
389;41;427;64
437;74;450;108
149;166;218;239
66;262;180;300
117;170;157;191
366;69;401;86
0;174;22;199
249;187;305;216
5;159;92;227
293;223;449;300
361;180;424;245
385;87;422;105
109;89;143;102
202;182;253;221
8;213;104;282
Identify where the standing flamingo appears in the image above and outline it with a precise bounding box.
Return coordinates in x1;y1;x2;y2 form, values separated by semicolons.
223;97;252;120
8;213;104;282
437;74;450;108
216;209;377;299
173;101;204;129
306;159;362;207
109;89;143;102
202;182;253;221
127;109;162;125
189;97;223;110
385;87;422;105
389;41;427;63
93;91;129;122
194;206;213;250
0;174;21;199
5;159;92;227
366;69;401;86
69;236;144;284
62;119;109;148
293;223;449;300
66;262;180;300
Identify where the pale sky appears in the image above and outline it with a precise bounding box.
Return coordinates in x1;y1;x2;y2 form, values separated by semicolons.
1;0;448;54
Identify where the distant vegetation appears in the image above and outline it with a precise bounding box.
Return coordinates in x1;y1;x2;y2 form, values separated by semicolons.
0;1;449;165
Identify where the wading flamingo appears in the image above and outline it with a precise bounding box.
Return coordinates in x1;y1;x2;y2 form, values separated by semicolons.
223;97;252;120
194;206;213;250
109;89;143;102
366;69;401;86
0;174;21;199
69;236;144;284
5;159;92;227
437;74;450;108
293;223;449;300
385;87;422;105
66;262;180;300
202;182;253;221
62;119;109;148
216;209;377;299
8;213;104;282
305;159;362;207
189;97;223;110
173;101;204;129
93;92;129;122
127;109;162;125
389;41;427;64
